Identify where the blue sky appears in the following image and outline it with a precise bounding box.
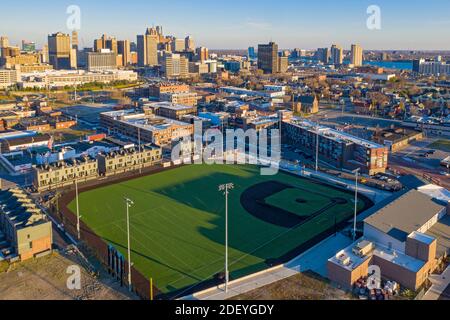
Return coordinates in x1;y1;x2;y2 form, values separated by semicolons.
1;0;450;50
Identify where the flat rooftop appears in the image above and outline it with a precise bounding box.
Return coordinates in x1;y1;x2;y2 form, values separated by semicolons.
329;239;426;273
288;118;384;149
364;190;447;242
102;110;192;132
146;102;195;111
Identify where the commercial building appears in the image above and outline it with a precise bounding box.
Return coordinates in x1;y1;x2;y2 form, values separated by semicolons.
220;86;285;99
0;69;19;89
48;32;72;70
316;48;330;64
0;188;52;261
258;42;279;74
413;59;450;76
171;38;186;52
19;69;137;89
278;56;289;73
144;101;197;120
330;44;344;66
100;109;194;146
372;127;424;152
97;145;162;177
147;82;190;98
283;118;388;175
328;190;449;291
351;44;363;67
185;36;195;51
87;50;117;71
196;47;209;63
137;27;158;67
117;40;131;66
160;92;198;107
162;53;189;79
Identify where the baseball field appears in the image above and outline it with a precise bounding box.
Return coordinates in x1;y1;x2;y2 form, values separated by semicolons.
67;164;370;297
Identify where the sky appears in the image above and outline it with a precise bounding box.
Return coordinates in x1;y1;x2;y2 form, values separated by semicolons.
1;0;450;50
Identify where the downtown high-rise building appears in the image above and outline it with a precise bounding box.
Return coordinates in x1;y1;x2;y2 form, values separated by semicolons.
118;40;131;66
330;44;343;66
351;44;363;67
258;42;279;74
72;31;79;51
22;40;36;52
162;52;189;78
171;38;186;52
137;27;158;67
0;36;9;49
316;48;330;64
48;32;72;69
196;47;209;63
248;47;256;60
185;36;195;51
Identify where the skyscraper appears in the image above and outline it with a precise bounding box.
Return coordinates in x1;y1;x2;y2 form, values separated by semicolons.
330;44;343;66
351;44;363;67
196;47;209;63
185;36;195;51
171;38;186;52
248;47;256;60
72;31;79;51
162;52;189;79
105;37;118;54
118;40;131;66
0;36;9;49
48;32;71;70
137;27;158;67
316;48;330;64
258;42;279;74
21;40;36;52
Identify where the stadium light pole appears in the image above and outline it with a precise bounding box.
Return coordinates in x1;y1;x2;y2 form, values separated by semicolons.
315;124;320;172
352;168;361;242
124;197;135;292
219;183;234;293
75;178;80;241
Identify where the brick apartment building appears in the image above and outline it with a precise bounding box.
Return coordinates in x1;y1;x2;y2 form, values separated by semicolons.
283;118;389;175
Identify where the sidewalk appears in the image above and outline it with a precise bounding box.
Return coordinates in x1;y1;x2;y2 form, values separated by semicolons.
422;266;450;300
181;233;353;300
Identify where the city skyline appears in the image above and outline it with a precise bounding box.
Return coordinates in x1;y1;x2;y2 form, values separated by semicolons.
1;0;450;50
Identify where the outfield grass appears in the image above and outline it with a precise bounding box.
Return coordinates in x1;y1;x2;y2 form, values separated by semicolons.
69;165;366;295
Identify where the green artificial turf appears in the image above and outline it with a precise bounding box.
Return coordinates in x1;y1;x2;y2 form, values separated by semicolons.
68;164;366;295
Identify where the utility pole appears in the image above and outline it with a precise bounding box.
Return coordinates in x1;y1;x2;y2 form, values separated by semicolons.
219;183;234;293
124;197;134;292
353;168;361;241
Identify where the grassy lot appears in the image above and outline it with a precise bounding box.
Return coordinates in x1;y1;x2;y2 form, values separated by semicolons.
232;271;355;300
69;164;366;295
